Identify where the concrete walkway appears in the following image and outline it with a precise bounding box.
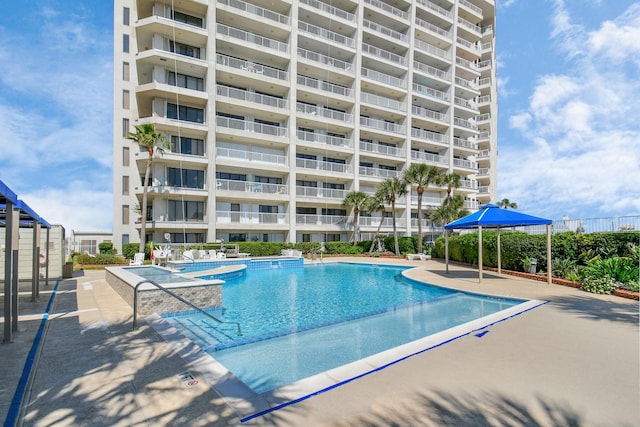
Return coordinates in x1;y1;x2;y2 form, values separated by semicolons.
1;260;638;426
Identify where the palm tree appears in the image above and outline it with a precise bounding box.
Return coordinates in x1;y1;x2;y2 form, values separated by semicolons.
342;191;369;245
497;198;518;209
364;194;386;254
403;164;441;253
430;195;469;236
439;173;461;204
128;123;170;253
376;177;406;256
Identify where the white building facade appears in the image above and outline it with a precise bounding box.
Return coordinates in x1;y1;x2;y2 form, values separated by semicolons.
112;0;497;251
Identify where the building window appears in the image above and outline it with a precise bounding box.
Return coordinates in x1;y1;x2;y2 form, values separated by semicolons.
123;62;130;81
122;234;129;246
171;136;204;156
229;233;247;242
216;172;246;181
167;168;205;189
169;40;200;59
297;207;316;215
122;147;130;167
122;176;129;195
80;240;97;255
302;234;311;242
255;176;282;184
259;205;278;214
167;103;204;123
122;205;130;225
172;10;203;28
122;90;130;109
168;71;204;91
123;34;129;53
322;208;346;216
123;7;130;25
170;233;205;243
325;233;341;242
122;118;129;137
168;200;205;221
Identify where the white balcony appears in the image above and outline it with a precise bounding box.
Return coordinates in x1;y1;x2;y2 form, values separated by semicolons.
361;92;405;112
215;179;288;195
299;0;356;22
413;61;450;82
216;147;286;166
359;166;401;179
217;54;289;81
297;102;352;122
411;127;446;144
360;116;404;134
412;105;448;122
363;19;408;43
363;0;409;20
410;150;448;165
216;116;287;137
298;21;355;49
359;141;405;158
296;158;353;174
361;67;407;89
296;214;348;226
297;47;353;72
217;23;288;53
362;43;407;66
297;130;353;149
217;211;288;225
296;186;347;200
217;0;289;25
297;75;352;97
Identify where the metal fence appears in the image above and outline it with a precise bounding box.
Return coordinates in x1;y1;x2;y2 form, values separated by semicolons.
516;215;640;235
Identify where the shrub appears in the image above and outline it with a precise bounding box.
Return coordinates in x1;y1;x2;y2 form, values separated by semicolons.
585;257;639;285
75;253;127;265
324;242;363;255
122;243;141;260
294;242;322;254
552;257;578;279
581;276;619;294
98;242;116;255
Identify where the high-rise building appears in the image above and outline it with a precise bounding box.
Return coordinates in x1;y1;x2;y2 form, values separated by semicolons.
112;0;497;250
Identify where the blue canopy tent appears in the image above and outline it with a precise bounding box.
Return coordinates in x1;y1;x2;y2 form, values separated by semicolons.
1;179;52;343
444;204;553;284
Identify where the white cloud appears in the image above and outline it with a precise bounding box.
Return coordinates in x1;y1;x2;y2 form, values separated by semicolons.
587;3;640;67
0;5;113;231
20;183;113;232
501;2;640;219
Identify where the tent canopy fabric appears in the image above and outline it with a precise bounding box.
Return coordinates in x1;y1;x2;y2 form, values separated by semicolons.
443;204;553;284
445;204;551;229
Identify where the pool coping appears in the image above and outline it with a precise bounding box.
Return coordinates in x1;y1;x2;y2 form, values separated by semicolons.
144;263;547;421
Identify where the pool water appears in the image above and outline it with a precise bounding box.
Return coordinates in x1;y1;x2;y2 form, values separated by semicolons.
162;263;524;394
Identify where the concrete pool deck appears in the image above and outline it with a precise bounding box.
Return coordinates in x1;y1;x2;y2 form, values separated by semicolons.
1;258;638;426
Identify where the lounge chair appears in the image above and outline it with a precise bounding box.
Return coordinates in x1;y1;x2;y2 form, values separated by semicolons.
130;252;145;266
182;250;195;261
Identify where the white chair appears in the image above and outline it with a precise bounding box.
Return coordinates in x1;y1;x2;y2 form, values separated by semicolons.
198;250;208;259
130;252;145;266
182;250;194;261
217;252;226;259
208;250;217;258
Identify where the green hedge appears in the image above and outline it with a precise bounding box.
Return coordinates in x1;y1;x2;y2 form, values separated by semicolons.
75;253;128;265
434;231;640;273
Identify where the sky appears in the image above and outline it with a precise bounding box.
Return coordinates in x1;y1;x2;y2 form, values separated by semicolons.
0;0;638;233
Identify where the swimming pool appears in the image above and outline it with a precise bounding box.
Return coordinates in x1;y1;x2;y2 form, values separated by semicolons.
162;262;528;395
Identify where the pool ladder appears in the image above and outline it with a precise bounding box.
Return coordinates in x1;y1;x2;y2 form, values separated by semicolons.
132;279;242;336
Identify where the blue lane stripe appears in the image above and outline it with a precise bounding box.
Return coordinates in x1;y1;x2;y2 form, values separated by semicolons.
4;279;61;427
239;300;548;423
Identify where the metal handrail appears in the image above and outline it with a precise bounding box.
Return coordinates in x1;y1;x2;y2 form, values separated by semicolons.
132;279;242;335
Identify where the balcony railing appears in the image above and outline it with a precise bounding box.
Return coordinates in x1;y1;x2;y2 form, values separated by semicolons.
455;77;478;90
416;0;452;19
364;0;409;20
359;217;405;228
460;0;483;15
411;127;445;143
300;0;356;21
415;17;450;38
217;0;289;24
411;195;444;206
413;83;448;102
362;43;407;66
363;19;408;42
457;17;481;36
459;179;478;189
217;211;288;224
296;158;353;174
297;75;352;97
454;116;478;130
297;102;352;122
413;61;450;81
216;147;286;165
478;77;491;87
415;39;451;60
453;137;478;150
297;47;353;72
456;37;479;52
453;158;478;170
296;214;347;226
360;116;404;134
216;85;287;109
299;21;355;48
410;150;447;164
217;23;288;52
454;96;477;110
476;113;491;122
359;141;404;158
359;166;401;179
412;105;447;122
361;67;406;88
477;131;490;140
477;167;490;176
297;130;352;148
215;179;288;195
217;54;288;80
296;186;347;199
361;92;404;111
456;57;479;71
216;116;287;137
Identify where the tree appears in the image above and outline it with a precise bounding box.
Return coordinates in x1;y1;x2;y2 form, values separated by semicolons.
342;191;369;245
439;173;461;204
376;177;407;256
364;194;386;254
430;195;469;236
403;164;441;253
498;198;518;209
128;123;170;253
